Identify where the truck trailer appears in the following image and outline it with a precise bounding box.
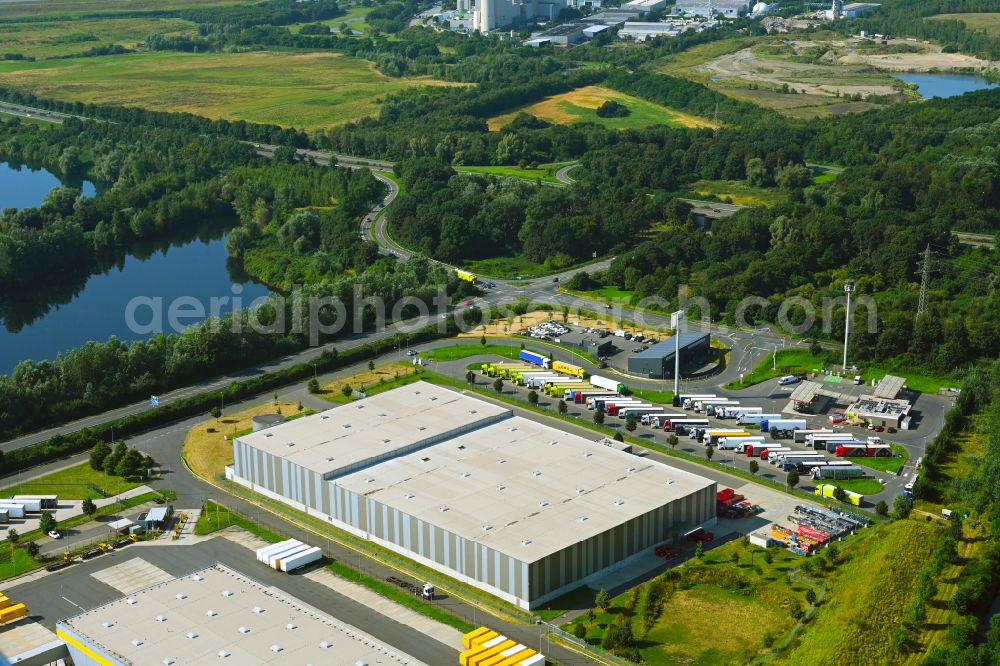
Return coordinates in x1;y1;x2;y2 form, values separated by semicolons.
736;412;782;426
679;394;716;408
663;418;710;432
590;375;625;393
0;504;25;519
721;406;762;419
815;483;863;506
706;430;751;446
552;361;586;378
760;418;808;432
794;429;833;443
807;433;856;450
518;350;550;368
12;495;57;509
811;464;865;480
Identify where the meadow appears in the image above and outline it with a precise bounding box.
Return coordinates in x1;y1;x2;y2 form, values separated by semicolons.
564;538;810;665
487;85;717;131
0;461;144;499
687;178;787;207
0;50;459;129
928;12;1000;37
454;164;566;184
0;17;194;59
0;0;242;19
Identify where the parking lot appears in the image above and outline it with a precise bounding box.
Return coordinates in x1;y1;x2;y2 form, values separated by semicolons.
520;319;668;372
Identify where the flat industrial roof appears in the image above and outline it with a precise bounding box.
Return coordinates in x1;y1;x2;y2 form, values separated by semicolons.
631;332;709;360
58;564;421;666
237;383;510;479
873;375;906;400
335;394;714;563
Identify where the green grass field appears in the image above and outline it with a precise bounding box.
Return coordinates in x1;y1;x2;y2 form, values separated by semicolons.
855;444;908;475
421;344;521;362
459;255;549;279
687;178;787;207
0;462;145;499
488;85;717;132
927;12;1000;37
0;17;195;59
726;348;835;389
454;164;564;184
821;478;884;495
630;388;676;405
565;538;809;665
288;5;374;35
0;51;459;129
860;366;956;394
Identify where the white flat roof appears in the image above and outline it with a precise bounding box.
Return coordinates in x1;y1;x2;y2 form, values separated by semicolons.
59;565;421;666
335;389;714;562
238;383;510;478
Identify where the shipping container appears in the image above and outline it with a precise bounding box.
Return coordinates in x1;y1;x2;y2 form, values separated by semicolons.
590;375;625;393
0;603;26;624
256;539;301;564
265;543;308;569
518;350;550;368
279;546;322;572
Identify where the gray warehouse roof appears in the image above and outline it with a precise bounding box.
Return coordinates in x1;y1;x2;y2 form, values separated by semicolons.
237;383;510;479
58;564;421;666
334;386;714;562
631;332;709;360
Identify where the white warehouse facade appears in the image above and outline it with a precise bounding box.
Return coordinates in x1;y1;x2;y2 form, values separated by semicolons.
228;382;716;609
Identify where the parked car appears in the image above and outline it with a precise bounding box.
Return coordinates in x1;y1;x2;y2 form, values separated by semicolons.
872;425;885;432
48;531;61;540
552;277;559;283
778;375;799;385
828;413;846;424
406;349;417;356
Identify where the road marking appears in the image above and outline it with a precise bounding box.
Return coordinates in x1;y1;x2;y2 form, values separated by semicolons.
62;596;86;612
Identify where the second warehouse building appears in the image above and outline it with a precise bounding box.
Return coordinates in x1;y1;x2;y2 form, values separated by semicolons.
228;382;716;609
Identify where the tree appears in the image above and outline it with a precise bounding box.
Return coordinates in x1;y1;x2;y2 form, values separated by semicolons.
705;446;714;461
787;470;800;489
39;511;56;535
7;529;18;546
573;623;587;639
307;377;320;394
341;383;353;398
695;541;704;559
749;460;759;476
891;493;913;520
24;541;39;558
614;432;624;442
596;100;630;118
776;162;813;190
210;405;221;419
89;441;111;471
668;433;678;450
368;360;375;372
809;340;823;357
465;370;475;384
82;498;97;517
731;552;739;566
763;548;774;564
595;587;611;611
116;449;144;479
805;589;817;605
875;500;889;516
745;156;771;188
594;410;605;425
558;400;568;415
493;378;504;394
480;334;486;347
625;415;637;433
141;454;157;478
527;390;538;405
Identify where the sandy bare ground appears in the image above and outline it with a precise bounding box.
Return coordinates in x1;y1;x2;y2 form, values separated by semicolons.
700;38;997;99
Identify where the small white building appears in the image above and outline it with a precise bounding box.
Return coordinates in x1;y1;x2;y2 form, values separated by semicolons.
622;0;666;14
674;0;749;17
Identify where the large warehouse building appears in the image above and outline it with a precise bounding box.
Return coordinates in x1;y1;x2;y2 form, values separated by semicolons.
228;382;717;609
56;565;421;666
627;332;712;379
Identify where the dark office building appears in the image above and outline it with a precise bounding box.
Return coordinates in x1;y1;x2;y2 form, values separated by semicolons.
627;333;711;378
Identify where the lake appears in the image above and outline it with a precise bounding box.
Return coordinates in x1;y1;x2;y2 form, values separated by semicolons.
0;162;269;374
0;160;96;207
894;72;998;99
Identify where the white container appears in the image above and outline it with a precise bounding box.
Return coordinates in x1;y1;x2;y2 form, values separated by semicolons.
279;546;322;572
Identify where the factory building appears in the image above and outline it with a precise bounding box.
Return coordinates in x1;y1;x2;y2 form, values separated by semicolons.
457;0;568;31
627;332;712;379
56;565;420;666
673;0;749;17
228;382;716;609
